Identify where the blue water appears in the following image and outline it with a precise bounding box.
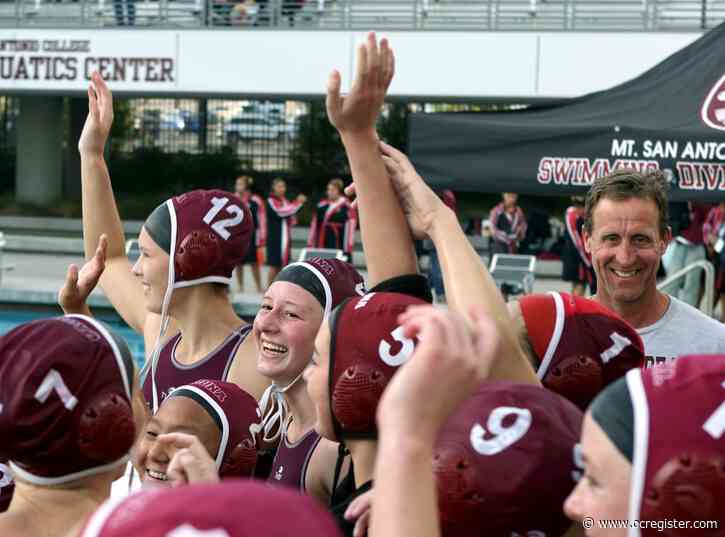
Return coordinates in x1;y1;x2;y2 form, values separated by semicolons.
0;311;146;368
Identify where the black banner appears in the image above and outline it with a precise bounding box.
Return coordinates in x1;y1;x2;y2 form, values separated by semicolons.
409;23;725;202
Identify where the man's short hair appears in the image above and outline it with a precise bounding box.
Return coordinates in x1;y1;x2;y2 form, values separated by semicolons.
584;169;669;238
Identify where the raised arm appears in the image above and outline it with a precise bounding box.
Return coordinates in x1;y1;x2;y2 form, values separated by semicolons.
326;32;417;286
78;72;148;334
58;234;107;317
380;141;538;385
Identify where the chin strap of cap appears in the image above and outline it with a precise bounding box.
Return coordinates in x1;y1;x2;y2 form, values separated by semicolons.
257;368;306;445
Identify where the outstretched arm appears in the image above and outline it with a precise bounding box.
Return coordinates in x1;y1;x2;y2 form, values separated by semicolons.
379;141;538;385
78;72;148;335
58;234;107;317
326;32;417;286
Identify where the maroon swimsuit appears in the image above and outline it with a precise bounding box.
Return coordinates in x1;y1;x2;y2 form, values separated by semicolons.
268;426;321;492
142;325;252;410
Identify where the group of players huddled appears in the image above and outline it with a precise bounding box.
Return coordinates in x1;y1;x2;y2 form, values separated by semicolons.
0;33;723;537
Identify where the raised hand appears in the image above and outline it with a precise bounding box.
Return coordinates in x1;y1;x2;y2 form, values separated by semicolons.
379;141;446;240
58;234;107;315
377;305;501;443
78;72;114;157
326;32;395;137
158;432;220;487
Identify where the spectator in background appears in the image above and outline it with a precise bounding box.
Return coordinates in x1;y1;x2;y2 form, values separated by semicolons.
307;178;357;262
428;189;456;302
661;201;711;307
489;192;527;254
266;178;306;285
234;175;266;294
582;169;725;365
562;196;596;296
704;201;725;320
113;0;136;26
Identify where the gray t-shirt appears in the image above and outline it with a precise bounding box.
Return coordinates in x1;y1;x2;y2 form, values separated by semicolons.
637;295;725;367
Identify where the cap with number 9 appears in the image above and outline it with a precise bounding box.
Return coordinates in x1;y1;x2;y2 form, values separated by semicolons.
0;315;136;485
328;292;427;441
434;382;584;537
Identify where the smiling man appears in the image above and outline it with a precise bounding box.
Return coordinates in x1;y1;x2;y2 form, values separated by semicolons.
583;169;725;366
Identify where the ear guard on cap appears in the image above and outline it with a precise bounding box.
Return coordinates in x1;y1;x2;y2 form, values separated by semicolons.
175;231;223;281
433;443;485;535
219;438;258;478
542;354;604;411
77;391;136;463
332;360;389;435
642;453;725;535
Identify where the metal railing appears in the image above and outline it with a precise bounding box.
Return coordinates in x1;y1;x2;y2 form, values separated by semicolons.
0;0;723;30
657;259;715;317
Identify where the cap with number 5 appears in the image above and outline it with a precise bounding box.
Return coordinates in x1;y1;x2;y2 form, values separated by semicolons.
328;292;427;441
434;382;583;537
80;480;342;537
0;315;136;485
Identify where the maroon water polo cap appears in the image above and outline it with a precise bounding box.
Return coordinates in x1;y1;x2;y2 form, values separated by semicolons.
434;382;584;537
328;292;427;440
165;379;262;477
79;480;343;537
519;291;645;409
0;315;136;485
273;257;365;319
144;189;254;291
624;355;725;537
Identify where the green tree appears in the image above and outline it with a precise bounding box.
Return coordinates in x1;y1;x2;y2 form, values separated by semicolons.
378;102;410;152
290;100;347;196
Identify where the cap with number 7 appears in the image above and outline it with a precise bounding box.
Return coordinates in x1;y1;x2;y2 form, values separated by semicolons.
0;315;137;485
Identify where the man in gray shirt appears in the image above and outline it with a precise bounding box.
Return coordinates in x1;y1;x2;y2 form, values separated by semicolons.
582;169;725;366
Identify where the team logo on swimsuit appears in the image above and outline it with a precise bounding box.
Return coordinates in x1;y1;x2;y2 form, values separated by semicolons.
274;465;284;481
702;73;725;131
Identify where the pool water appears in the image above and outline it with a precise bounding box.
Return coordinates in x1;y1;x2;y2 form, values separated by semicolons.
0;311;146;368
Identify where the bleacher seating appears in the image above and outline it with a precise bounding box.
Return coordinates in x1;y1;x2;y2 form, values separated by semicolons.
0;0;721;32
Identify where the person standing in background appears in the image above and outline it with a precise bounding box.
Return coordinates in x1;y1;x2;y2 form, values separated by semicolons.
703;201;725;320
661;201;711;307
307;178;357;262
428;189;456;302
266;178;306;285
489;192;527;254
562;196;596;296
234;175;266;294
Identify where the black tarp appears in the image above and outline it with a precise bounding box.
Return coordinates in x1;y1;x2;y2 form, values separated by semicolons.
408;24;725;202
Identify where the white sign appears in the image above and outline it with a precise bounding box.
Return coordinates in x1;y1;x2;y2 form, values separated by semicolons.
0;30;177;90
